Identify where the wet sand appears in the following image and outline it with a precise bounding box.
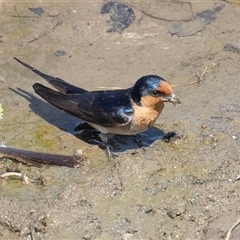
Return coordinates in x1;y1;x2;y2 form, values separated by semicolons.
0;1;240;239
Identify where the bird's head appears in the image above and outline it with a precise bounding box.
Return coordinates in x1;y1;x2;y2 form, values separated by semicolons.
131;75;181;107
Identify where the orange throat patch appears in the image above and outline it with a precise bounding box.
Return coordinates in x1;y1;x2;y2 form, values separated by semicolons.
131;97;164;132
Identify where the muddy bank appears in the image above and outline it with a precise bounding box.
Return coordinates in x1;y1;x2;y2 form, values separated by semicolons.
0;1;240;239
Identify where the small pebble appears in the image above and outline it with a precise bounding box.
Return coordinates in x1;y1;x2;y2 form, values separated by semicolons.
75;149;83;156
224;39;240;54
48;11;60;17
29;7;44;16
55;50;67;57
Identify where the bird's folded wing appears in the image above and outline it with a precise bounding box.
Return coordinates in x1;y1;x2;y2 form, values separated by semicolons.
33;83;134;127
91;90;134;127
33;83;95;122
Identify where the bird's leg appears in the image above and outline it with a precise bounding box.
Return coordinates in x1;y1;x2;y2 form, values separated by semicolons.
74;122;95;131
134;134;146;150
99;133;118;159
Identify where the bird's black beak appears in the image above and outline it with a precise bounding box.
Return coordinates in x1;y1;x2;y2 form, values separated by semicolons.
163;94;181;105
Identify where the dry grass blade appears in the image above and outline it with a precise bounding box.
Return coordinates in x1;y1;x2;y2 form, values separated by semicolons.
172;63;216;88
225;217;240;240
193;63;216;85
96;86;123;90
1;172;35;184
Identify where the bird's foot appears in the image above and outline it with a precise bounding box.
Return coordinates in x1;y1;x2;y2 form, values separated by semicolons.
162;131;182;143
134;134;146;150
162;131;177;141
105;146;119;159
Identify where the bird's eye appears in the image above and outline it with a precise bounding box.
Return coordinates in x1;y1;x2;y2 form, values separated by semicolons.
152;90;159;96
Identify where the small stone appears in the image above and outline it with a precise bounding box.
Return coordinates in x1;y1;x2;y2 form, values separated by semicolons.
123;233;134;240
55;50;67;57
224;39;240;54
138;204;153;214
29;7;44;16
48;11;60;17
166;204;186;219
101;2;135;33
169;5;224;37
75;149;83;156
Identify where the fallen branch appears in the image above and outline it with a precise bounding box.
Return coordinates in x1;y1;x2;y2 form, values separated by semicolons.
0;145;84;168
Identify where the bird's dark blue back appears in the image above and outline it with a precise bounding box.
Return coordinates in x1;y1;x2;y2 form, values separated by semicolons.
80;89;134;127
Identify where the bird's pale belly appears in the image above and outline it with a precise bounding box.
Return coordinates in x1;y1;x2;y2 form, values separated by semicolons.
88;103;164;135
87;122;147;135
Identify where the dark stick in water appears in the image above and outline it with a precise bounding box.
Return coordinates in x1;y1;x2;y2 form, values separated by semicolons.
0;146;84;168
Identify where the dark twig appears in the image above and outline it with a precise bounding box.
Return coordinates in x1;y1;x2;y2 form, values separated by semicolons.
28;33;46;44
12;5;39;18
129;1;195;22
12;15;39;18
0;146;84;168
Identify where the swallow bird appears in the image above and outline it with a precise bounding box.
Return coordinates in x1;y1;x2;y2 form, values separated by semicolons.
14;57;180;156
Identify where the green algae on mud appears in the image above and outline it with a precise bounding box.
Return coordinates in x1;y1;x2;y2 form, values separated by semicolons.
33;124;61;152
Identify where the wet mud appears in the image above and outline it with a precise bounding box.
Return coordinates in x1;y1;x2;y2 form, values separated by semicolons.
0;1;240;239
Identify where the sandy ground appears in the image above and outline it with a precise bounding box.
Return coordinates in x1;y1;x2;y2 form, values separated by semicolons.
0;1;240;239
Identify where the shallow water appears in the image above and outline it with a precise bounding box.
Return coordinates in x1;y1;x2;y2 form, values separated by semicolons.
0;1;240;239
